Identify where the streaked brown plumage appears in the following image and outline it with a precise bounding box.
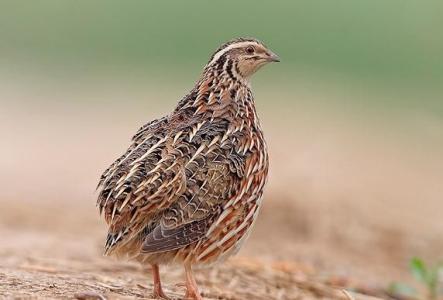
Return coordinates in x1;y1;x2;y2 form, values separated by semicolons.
97;37;279;299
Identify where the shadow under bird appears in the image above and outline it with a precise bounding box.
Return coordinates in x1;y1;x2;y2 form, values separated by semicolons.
96;37;279;299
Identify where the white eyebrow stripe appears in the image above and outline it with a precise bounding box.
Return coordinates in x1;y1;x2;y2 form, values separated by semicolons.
207;41;260;66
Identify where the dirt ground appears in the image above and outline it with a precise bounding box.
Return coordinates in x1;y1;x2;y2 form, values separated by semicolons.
1;76;442;299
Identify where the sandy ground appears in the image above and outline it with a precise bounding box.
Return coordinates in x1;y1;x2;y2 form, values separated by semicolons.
1;76;442;299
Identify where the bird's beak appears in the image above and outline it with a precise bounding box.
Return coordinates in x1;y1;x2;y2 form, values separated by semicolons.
266;50;280;62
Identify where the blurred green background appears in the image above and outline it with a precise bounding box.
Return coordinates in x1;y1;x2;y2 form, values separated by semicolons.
1;1;442;110
1;0;443;285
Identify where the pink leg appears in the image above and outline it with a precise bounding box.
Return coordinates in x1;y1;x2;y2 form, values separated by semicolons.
184;264;203;300
151;264;169;299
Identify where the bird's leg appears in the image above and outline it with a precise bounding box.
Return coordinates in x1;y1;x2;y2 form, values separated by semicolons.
151;264;169;299
184;263;203;300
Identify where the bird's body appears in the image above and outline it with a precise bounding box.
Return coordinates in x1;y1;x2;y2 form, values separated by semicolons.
97;37;278;299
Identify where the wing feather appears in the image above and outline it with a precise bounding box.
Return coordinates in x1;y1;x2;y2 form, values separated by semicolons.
142;217;213;253
97;111;245;255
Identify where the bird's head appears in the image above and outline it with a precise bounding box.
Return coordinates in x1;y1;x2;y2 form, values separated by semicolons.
205;37;279;81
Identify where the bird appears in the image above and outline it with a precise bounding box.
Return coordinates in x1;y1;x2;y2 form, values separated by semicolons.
96;37;279;300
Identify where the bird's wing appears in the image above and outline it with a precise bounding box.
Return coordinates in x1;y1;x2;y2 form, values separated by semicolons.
141;215;215;253
97;113;245;254
141;156;235;253
141;118;247;253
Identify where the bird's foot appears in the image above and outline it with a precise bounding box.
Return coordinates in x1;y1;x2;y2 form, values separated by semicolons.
153;285;170;300
184;289;203;300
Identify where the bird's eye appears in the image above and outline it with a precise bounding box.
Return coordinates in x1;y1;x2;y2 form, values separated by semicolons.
245;46;255;54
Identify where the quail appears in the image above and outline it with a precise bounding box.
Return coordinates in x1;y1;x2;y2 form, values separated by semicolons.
97;37;279;299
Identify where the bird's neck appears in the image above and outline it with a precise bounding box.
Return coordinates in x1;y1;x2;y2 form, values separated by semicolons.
172;66;263;138
175;65;254;116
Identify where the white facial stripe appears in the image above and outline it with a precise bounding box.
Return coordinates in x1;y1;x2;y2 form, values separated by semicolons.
208;41;260;66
